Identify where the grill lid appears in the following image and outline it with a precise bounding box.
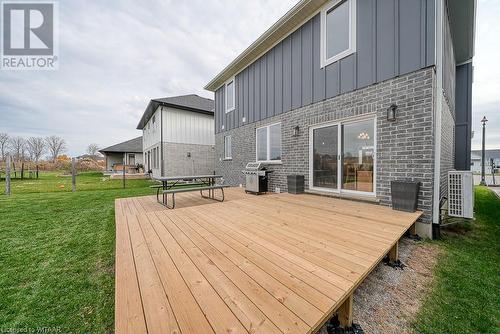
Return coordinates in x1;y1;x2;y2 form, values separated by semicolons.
245;162;263;170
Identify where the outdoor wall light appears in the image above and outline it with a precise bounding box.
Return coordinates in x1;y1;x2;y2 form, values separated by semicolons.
293;125;300;137
387;104;397;122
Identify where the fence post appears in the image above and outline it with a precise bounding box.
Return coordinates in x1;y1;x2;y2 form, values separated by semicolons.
5;155;11;196
122;160;126;189
71;158;76;192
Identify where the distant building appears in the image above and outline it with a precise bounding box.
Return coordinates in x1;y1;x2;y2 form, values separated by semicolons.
99;136;143;172
137;94;215;178
471;149;500;174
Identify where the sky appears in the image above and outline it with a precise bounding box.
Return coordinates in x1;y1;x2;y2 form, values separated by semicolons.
0;0;498;156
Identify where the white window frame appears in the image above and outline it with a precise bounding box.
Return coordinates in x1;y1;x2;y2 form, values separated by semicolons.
308;114;376;197
320;0;357;68
225;77;236;113
224;135;232;160
256;122;282;164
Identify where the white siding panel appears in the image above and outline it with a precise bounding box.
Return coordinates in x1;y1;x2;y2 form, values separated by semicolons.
143;106;162;150
163;107;215;145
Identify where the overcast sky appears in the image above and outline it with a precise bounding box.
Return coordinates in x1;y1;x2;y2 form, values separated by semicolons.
0;0;498;156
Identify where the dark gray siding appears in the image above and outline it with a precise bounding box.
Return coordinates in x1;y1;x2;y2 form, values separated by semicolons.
442;1;456;113
215;0;436;133
454;63;472;170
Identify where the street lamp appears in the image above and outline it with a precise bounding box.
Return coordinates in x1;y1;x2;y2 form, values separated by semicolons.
480;116;488;186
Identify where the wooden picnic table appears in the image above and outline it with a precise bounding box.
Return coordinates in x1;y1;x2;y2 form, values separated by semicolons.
152;175;226;209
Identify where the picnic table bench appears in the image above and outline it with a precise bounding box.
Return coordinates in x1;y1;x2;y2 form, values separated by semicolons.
151;175;228;209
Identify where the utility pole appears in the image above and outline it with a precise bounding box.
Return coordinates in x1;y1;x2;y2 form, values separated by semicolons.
480;116;488;186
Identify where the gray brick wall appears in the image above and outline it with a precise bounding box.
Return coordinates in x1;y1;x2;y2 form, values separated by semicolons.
164;142;215;177
216;68;436;224
440;98;456;199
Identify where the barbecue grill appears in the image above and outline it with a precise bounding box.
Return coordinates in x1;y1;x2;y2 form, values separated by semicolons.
242;162;273;194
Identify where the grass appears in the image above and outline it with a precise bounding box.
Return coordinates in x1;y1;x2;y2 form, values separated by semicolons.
414;187;500;334
0;172;155;333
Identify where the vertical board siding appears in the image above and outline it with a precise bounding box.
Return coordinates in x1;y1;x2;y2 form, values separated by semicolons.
215;0;435;134
291;29;302;110
356;0;375;89
312;15;326;103
399;0;423;75
376;0;396;82
301;20;313;106
275;43;284;115
267;50;275;117
283;37;292;113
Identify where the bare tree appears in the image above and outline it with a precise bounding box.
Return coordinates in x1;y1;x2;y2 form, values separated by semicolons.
45;135;67;162
0;133;8;161
9;136;27;162
26;137;46;162
87;143;100;156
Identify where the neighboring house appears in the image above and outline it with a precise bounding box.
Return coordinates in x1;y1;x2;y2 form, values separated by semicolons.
471;149;500;174
99;137;144;172
136;94;215;178
205;0;476;238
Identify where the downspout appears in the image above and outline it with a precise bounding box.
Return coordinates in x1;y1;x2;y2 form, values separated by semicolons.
432;0;444;239
160;106;165;177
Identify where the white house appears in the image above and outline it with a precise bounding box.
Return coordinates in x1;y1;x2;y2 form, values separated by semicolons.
137;94;215;178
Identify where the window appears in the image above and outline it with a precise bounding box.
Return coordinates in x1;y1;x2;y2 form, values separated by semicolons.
256;123;281;162
224;136;232;160
225;78;235;113
321;0;356;67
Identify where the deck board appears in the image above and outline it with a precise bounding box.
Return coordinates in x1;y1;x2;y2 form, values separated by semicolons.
115;188;422;334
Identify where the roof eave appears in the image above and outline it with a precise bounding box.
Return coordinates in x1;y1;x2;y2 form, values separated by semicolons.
204;0;326;92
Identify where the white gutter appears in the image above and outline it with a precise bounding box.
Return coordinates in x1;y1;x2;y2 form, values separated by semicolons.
432;0;444;238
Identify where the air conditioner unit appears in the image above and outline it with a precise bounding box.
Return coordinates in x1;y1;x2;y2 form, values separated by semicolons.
448;171;474;219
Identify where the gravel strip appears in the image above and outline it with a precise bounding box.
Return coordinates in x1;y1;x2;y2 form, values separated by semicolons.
316;237;440;334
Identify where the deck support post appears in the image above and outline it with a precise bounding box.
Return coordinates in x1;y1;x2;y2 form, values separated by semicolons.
409;223;417;236
389;241;399;262
337;293;353;328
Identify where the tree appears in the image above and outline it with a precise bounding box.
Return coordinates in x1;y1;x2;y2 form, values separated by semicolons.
87;143;100;156
26;137;46;162
9;136;26;162
0;133;8;161
45;136;67;162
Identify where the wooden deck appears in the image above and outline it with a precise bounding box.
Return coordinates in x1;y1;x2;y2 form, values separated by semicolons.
115;188;422;334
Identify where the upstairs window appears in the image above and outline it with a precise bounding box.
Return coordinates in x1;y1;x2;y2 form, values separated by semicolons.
224;135;232;160
321;0;356;67
225;78;235;113
256;123;282;163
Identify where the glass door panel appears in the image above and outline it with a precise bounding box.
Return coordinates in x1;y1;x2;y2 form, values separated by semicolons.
312;125;338;189
342;119;374;192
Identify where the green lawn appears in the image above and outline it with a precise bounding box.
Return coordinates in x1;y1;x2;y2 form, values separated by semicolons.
1;174;499;333
414;187;500;333
0;172;155;333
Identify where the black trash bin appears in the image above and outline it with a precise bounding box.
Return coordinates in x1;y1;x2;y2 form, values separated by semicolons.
287;175;305;194
391;181;420;212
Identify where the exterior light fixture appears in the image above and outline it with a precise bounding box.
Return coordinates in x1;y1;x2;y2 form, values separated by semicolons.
293;125;300;137
387;104;397;122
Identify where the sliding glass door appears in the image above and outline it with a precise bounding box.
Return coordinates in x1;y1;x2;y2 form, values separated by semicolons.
312;125;338;189
310;117;375;195
342;119;375;193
